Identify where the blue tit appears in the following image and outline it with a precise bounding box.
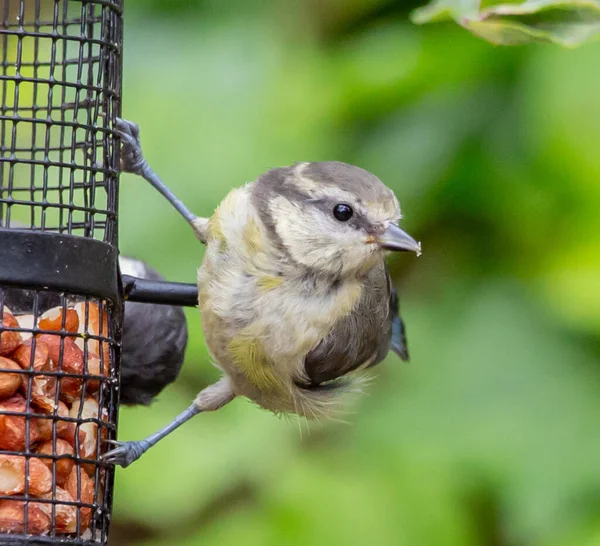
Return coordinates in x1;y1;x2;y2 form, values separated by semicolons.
118;257;188;406
103;118;421;468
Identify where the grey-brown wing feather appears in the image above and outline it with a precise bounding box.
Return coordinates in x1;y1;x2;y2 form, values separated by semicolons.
389;284;409;362
302;262;407;387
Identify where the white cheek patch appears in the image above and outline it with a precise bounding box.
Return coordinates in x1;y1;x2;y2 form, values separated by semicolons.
269;196;377;276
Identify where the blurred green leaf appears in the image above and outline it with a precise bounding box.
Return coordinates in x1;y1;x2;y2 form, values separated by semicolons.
411;0;600;46
412;0;480;23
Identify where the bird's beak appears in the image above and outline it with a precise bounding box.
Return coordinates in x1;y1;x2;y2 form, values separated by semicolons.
377;223;422;256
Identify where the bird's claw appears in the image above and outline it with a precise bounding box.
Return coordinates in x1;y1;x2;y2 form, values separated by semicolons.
102;439;149;468
115;117;146;175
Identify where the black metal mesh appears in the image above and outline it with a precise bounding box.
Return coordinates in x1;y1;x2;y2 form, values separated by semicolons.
0;0;123;544
0;0;122;242
0;295;117;543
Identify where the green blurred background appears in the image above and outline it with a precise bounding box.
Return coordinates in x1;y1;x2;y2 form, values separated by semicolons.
111;1;600;545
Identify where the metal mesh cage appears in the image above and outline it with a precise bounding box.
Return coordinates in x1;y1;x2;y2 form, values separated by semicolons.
0;0;121;240
0;0;123;543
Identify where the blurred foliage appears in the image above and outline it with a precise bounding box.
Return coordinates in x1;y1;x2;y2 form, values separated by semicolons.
412;0;600;46
102;0;600;545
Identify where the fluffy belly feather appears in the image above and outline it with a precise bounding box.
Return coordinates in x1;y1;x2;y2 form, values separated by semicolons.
197;262;364;411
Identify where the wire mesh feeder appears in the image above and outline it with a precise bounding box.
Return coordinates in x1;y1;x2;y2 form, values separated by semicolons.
0;0;123;543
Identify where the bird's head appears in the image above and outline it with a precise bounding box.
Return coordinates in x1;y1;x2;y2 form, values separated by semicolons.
252;161;421;277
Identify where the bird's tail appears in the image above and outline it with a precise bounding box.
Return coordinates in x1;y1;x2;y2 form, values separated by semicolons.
291;375;371;421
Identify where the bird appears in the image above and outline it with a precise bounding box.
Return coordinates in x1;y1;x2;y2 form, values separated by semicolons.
0;220;188;407
102;118;421;468
117;256;188;406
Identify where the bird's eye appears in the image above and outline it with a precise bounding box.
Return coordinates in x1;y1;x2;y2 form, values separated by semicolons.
333;203;353;222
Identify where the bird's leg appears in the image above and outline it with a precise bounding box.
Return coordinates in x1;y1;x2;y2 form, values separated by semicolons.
115;117;209;243
102;378;235;468
102;404;201;468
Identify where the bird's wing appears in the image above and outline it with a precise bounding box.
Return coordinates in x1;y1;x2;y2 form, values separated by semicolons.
119;257;188;405
388;271;409;362
301;262;395;386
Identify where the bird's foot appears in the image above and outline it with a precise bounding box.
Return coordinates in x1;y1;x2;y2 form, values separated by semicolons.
115;117;146;175
102;439;151;468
